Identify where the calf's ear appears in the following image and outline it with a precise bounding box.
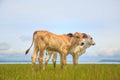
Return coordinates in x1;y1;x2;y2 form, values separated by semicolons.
67;33;74;37
82;33;88;38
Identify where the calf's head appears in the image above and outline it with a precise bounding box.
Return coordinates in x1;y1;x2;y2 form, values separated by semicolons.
73;32;84;45
81;33;95;48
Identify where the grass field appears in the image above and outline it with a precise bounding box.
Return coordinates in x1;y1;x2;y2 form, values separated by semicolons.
0;64;120;80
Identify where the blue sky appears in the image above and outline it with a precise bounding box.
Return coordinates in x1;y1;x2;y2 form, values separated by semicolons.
0;0;120;63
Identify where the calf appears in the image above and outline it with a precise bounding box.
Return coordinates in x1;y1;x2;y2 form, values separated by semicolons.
25;30;83;70
44;33;95;69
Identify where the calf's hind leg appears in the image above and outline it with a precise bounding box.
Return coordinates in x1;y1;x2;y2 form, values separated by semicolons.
52;53;57;69
38;50;44;71
31;48;39;71
43;51;52;70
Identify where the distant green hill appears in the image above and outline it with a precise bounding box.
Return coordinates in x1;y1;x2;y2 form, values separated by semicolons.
100;59;120;62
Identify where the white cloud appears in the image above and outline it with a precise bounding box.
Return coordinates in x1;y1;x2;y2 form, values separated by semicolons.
0;48;24;54
0;42;25;54
96;48;120;57
81;47;120;58
0;42;10;50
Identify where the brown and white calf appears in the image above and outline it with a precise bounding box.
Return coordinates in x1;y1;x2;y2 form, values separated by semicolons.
44;33;95;69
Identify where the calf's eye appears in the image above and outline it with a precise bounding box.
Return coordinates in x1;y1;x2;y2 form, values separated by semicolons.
76;36;79;38
80;42;84;46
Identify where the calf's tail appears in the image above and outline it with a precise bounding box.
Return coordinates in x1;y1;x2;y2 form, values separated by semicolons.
25;31;37;55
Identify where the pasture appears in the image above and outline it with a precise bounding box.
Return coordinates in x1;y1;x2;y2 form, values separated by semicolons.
0;64;119;80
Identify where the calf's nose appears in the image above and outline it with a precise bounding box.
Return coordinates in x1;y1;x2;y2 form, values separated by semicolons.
92;42;96;45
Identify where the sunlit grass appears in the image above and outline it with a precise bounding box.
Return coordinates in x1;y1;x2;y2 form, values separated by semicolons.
0;64;119;80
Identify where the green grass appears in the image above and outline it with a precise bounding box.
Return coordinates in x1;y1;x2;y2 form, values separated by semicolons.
0;64;120;80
